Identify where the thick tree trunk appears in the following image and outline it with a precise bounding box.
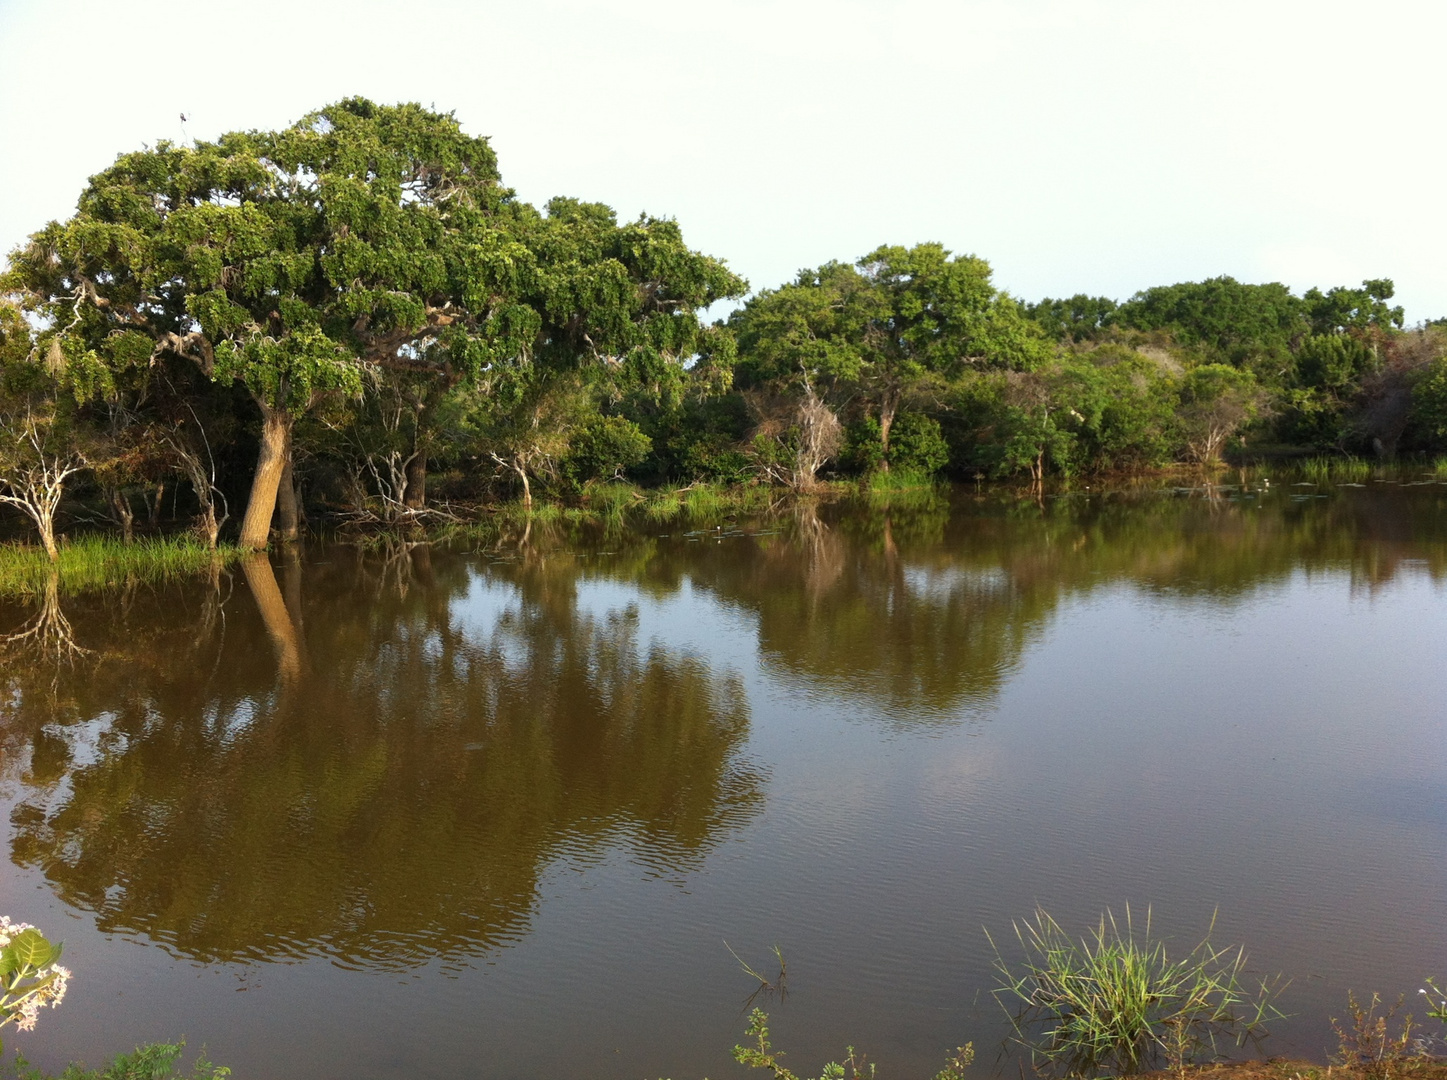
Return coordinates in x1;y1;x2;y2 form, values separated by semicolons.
275;440;299;543
238;405;294;551
403;447;427;510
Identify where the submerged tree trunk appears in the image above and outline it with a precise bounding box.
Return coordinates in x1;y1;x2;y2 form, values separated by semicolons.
238;405;294;551
403;447;427;510
275;440;299;543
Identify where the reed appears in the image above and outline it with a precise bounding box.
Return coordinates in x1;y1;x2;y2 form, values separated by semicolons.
1300;456;1372;484
0;536;238;598
990;906;1284;1078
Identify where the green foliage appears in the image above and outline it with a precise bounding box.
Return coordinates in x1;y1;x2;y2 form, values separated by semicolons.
561;415;652;485
1296;334;1376;391
1303;280;1404;336
990;907;1283;1078
1409;355;1447;446
4;1041;228;1080
941;344;1186;480
1114;277;1303;376
1026;295;1119;341
1177;364;1266;464
731;242;1050;473
888;412;949;475
841;417;886;475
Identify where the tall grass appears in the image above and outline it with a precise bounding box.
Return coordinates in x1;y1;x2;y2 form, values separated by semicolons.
1300;456;1372;484
0;536;238;598
641;483;775;525
990;907;1284;1078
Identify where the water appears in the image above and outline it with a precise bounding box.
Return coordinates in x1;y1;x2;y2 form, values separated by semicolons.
2;480;1447;1078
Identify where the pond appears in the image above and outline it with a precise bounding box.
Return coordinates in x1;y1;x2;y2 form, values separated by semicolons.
2;478;1446;1079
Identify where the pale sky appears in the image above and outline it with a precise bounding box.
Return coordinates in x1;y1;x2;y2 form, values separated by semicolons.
2;0;1443;320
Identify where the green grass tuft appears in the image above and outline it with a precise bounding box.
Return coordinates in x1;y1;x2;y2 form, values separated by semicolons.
991;906;1284;1078
0;536;239;598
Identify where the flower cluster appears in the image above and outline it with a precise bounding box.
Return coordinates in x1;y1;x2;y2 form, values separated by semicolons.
0;916;69;1043
0;916;32;947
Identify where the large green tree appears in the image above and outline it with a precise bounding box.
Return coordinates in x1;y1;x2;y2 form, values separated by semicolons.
3;99;532;548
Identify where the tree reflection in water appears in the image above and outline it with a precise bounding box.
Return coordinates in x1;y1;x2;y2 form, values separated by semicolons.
3;481;1447;971
3;545;762;970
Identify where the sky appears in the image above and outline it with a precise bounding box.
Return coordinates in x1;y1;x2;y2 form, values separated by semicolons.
1;0;1444;320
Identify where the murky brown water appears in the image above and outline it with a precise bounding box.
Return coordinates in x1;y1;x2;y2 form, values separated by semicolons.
3;479;1447;1079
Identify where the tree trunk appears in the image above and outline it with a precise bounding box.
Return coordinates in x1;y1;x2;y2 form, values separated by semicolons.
275;440;299;543
238;405;294;551
403;447;427;510
107;487;135;544
148;481;165;525
517;462;532;509
37;514;59;563
197;503;220;551
878;392;899;473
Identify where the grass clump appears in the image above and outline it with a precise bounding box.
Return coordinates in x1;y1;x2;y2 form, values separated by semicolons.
0;537;238;598
1300;456;1372;484
990;907;1284;1078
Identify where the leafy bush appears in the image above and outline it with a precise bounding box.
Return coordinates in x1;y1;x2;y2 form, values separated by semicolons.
560;415;652;486
990;907;1283;1077
889;413;949;475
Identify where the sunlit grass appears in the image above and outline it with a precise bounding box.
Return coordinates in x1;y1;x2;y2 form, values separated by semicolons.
991;906;1285;1078
0;536;239;598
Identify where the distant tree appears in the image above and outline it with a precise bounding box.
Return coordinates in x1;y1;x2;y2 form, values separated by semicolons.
733;243;1049;472
1026;294;1119;341
1114;277;1305;378
1302;279;1404;336
1176;364;1266;464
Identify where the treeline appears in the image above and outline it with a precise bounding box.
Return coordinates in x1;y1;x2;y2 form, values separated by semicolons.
2;97;1446;554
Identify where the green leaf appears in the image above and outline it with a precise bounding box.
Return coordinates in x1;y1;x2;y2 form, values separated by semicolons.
9;928;53;971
